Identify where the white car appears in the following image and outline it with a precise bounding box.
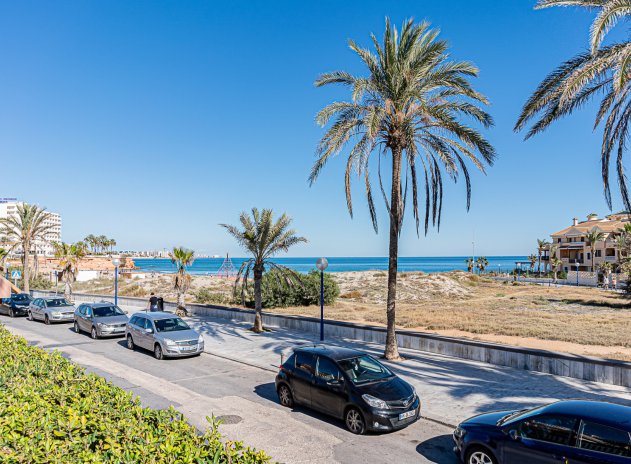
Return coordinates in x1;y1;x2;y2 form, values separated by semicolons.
28;297;76;324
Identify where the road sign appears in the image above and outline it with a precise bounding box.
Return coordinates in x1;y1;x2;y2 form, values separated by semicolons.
11;270;21;279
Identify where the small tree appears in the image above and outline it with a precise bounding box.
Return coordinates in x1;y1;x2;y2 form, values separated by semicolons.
54;242;87;300
475;256;489;274
221;208;307;333
597;261;613;289
528;254;537;274
550;257;562;283
465;258;475;273
169;247;195;317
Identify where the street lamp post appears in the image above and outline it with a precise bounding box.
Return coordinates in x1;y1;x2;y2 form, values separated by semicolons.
316;257;329;342
575;260;580;287
112;257;121;305
517;262;521;281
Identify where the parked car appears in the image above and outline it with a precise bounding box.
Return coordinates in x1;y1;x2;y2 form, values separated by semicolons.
125;311;204;360
74;302;129;339
453;400;631;464
27;297;76;324
275;345;420;434
0;293;33;317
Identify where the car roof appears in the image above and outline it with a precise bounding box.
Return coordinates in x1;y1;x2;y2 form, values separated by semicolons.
542;400;631;429
84;302;116;308
293;345;366;361
43;297;70;302
132;311;177;320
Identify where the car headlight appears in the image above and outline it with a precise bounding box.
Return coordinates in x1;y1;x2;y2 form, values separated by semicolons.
164;338;176;346
454;426;467;438
362;394;388;409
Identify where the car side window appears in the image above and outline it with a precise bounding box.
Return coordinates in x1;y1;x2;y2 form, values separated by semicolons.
136;317;147;329
518;415;577;446
295;352;316;375
86;307;93;318
33;299;40;307
129;315;138;326
77;305;85;315
316;356;341;381
577;421;631;457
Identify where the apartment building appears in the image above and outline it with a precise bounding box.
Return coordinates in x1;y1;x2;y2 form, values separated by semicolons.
0;198;62;256
549;212;628;272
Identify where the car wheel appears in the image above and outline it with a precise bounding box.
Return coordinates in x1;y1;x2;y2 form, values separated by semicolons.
345;407;366;435
44;315;50;325
74;321;81;334
127;335;135;350
278;384;294;408
9;308;15;318
91;327;98;339
27;311;33;321
154;344;163;360
466;447;497;464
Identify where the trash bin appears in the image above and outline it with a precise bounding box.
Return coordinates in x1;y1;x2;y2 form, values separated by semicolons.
157;297;164;312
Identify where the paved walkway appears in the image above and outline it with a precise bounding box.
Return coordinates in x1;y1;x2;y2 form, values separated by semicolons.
120;305;631;426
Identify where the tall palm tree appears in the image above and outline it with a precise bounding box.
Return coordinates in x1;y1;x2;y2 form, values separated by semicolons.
550;256;563;282
536;239;549;276
0;247;7;275
97;235;108;254
586;230;606;272
169;247;195;317
475;256;489;274
0;203;54;292
309;18;496;360
109;238;117;254
54;242;86;300
516;0;631;211
84;235;96;254
221;208;307;333
528;254;537;274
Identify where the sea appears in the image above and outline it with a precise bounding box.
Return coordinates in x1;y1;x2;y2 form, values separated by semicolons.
132;256;527;275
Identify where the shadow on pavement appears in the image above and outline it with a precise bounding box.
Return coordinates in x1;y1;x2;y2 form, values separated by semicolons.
416;434;459;463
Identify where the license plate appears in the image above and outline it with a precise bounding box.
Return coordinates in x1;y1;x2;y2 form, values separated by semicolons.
399;410;415;421
180;346;196;351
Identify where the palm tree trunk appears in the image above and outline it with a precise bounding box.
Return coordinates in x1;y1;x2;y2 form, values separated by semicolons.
591;245;595;273
253;266;264;332
538;251;541;276
22;240;30;293
64;278;71;301
385;146;403;361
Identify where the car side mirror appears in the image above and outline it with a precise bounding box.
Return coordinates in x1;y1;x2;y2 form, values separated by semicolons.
145;328;153;334
327;378;343;386
508;430;520;442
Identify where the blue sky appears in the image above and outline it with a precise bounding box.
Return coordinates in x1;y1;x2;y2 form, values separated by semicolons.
0;1;623;257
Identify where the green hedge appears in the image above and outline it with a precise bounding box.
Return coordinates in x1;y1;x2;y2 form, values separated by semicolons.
0;325;270;463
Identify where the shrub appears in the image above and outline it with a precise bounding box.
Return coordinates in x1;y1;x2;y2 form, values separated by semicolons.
0;325;270;463
558;271;568;280
28;273;53;290
196;288;231;305
340;290;362;299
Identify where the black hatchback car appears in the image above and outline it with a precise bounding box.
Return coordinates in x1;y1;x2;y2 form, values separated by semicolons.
275;345;420;434
0;293;33;317
453;400;631;464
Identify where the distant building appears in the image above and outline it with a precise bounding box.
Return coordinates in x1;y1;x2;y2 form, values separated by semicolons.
549;212;629;272
0;198;62;256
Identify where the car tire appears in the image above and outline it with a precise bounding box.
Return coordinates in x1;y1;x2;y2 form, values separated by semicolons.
74;321;81;334
9;308;15;318
278;384;294;408
44;315;50;325
466;447;497;464
345;407;366;435
154;344;163;360
91;327;98;340
27;311;33;321
127;335;135;350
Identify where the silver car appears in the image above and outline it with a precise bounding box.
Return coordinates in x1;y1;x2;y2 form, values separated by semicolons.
28;297;76;324
74;302;129;339
125;311;204;360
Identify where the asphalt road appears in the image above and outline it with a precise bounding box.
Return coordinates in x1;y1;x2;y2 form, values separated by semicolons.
2;315;459;464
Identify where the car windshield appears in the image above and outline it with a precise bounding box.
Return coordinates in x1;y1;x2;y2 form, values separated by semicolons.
154;317;190;332
337;355;393;384
13;294;31;301
45;299;71;307
93;306;125;317
497;405;547;425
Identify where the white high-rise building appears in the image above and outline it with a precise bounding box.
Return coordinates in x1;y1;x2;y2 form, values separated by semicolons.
0;198;62;256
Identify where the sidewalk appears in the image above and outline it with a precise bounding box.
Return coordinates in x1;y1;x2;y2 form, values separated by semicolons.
121;305;631;427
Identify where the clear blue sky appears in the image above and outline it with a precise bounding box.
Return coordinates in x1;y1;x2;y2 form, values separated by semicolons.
0;1;622;257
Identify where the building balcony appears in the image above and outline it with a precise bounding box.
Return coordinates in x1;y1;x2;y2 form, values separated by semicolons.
605;256;617;262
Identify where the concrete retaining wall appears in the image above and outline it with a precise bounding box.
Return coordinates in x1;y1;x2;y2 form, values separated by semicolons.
32;290;631;388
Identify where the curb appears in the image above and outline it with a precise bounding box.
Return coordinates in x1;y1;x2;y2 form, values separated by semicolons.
202;349;458;429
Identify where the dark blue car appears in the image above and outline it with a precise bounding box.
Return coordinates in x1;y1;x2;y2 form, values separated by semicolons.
453;400;631;464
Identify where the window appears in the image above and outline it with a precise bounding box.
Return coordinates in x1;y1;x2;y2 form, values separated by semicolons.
93;306;124;317
136;317;147;329
154;318;189;332
129;315;139;326
316;357;341;381
45;299;70;307
578;421;631;457
337;355;394;384
85;307;93;317
518;415;577;445
295;352;316;375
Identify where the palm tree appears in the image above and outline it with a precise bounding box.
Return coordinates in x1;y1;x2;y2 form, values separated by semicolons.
84;235;96;254
97;235;108;254
221;208;307;333
0;247;7;275
465;258;475;273
536;239;549;276
586;230;606;272
54;242;86;300
169;247;195;317
550;256;562;282
109;238;117;254
309;18;496;360
597;261;614;288
475;256;489;274
528;254;537;274
0;203;54;292
516;1;631;211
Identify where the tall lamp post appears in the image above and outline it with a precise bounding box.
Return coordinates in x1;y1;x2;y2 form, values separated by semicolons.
112;257;121;305
575;259;580;287
316;257;328;342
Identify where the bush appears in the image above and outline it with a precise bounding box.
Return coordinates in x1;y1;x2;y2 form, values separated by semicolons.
558;271;568;280
243;269;340;309
0;325;270;463
196;288;231;305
